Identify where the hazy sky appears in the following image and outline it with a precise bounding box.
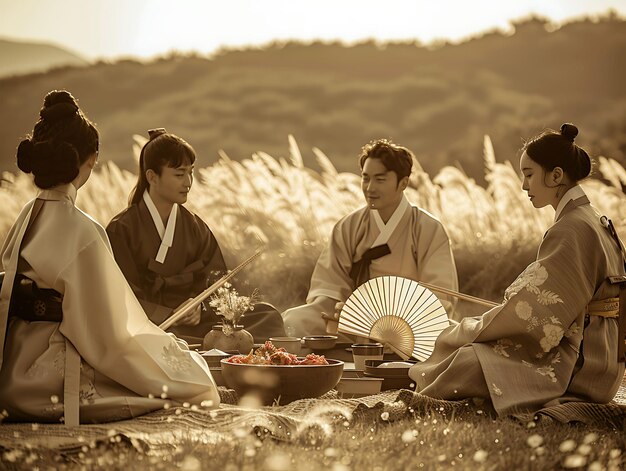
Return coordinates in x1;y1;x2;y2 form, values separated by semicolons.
1;0;625;60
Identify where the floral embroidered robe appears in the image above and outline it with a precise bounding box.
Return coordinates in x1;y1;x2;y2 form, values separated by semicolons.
0;185;219;424
409;195;625;416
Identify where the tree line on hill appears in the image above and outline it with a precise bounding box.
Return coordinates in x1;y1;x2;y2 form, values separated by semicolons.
0;13;624;181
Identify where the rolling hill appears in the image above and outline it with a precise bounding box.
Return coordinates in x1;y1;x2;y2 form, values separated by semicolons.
0;38;88;78
0;14;625;180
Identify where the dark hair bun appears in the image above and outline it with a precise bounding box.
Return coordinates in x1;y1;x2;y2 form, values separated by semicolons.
560;123;578;142
16;139;36;173
18;140;80;188
148;128;167;140
40;90;79;123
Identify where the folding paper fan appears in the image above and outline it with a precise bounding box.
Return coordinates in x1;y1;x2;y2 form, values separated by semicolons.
338;276;450;361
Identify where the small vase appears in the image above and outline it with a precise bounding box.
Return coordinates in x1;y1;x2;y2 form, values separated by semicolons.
202;323;254;354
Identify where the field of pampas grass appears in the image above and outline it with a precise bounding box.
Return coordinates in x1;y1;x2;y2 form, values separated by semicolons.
1;135;625;315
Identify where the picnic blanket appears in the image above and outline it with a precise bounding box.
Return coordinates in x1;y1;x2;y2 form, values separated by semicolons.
1;376;625;456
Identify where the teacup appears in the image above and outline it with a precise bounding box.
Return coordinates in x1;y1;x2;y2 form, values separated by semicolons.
352;343;384;370
270;336;302;355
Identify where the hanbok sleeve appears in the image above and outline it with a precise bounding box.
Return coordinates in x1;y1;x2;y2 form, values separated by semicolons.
413;212;459;318
106;223;173;324
194;217;227;288
56;237;220;406
306;216;355;303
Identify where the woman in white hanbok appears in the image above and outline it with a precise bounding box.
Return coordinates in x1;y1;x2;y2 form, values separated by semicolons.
0;90;219;425
409;123;626;416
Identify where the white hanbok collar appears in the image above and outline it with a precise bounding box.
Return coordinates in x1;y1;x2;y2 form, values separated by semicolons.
37;183;77;205
371;195;410;247
143;190;178;264
554;185;586;222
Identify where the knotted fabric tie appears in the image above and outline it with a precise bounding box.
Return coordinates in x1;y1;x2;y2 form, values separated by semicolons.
349;244;391;289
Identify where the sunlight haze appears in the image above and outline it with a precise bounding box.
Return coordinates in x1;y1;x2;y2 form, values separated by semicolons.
0;0;625;59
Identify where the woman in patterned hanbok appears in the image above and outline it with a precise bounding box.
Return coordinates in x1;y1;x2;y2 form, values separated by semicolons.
409;123;626;416
0;91;219;425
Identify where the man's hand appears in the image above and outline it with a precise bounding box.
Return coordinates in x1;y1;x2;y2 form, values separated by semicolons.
173;298;202;327
321;301;345;334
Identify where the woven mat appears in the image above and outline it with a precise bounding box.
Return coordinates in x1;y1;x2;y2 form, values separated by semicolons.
1;375;624;454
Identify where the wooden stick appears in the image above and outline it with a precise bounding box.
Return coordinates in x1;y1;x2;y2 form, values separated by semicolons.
159;249;264;331
418;281;500;308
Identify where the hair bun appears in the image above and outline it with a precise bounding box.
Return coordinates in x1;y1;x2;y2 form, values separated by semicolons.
40;90;79;123
560;123;578;142
148;128;167;140
16;139;36;173
30;141;80;189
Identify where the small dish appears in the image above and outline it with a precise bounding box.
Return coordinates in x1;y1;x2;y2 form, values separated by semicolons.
363;359;417;391
302;335;338;351
199;349;236;368
336;370;383;398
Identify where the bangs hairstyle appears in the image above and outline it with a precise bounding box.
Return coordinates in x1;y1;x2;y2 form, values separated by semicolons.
358;139;413;182
129;130;196;206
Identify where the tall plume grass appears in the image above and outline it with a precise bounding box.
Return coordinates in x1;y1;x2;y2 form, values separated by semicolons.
1;136;625;314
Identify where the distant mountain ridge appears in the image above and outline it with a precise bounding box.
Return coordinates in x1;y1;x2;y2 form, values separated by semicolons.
0;15;624;179
0;38;88;77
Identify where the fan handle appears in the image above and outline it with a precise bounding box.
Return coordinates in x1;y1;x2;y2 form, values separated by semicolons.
368;335;412;360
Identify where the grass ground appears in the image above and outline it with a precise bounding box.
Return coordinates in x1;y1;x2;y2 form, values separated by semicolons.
3;406;624;470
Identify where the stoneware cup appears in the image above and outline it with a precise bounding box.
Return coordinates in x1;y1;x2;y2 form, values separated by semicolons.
352;343;384;370
270;336;302;355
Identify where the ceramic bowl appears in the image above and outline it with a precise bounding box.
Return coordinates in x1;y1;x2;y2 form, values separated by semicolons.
269;336;302;355
363;359;417;391
221;358;344;405
199;349;237;368
302;335;338;351
335;370;383;398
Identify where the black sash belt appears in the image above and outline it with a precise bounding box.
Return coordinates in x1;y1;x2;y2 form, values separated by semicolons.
349;244;391;288
0;272;63;322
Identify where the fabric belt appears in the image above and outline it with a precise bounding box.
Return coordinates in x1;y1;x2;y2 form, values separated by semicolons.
600;215;626;363
349;244;391;288
7;274;63;322
587;297;619;318
607;276;626;363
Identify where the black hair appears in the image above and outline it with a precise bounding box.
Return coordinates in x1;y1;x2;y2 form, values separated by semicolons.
358;139;413;183
128;129;197;206
524;123;592;182
16;90;99;189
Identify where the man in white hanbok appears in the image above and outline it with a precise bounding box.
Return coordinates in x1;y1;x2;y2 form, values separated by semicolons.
283;139;459;337
0;91;219;425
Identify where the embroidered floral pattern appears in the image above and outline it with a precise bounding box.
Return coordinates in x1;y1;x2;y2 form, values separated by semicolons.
25;361;47;379
515;301;532;320
492;339;521;358
79;363;99;404
537;290;563;306
52;343;66;378
564;322;582;338
492;383;503;397
504;262;548;300
523;352;561;383
539;324;564;352
162;342;192;373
